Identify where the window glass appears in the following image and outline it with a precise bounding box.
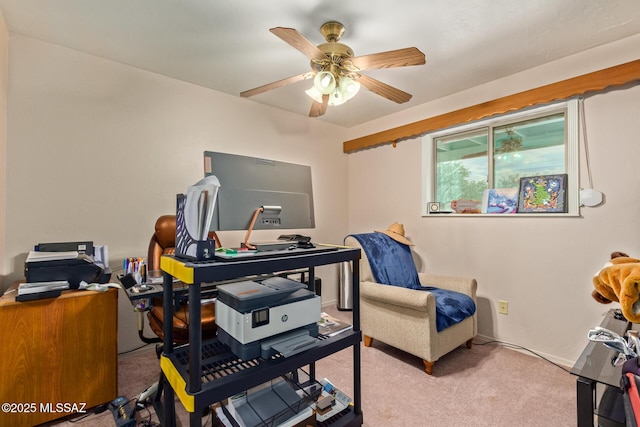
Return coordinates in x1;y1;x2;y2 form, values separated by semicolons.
493;113;565;188
423;100;578;215
435;129;488;209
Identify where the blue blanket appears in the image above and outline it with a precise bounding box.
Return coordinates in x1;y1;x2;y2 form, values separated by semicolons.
350;233;476;332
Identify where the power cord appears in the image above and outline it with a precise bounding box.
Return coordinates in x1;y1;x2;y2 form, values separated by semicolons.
472;339;571;373
64;402;110;423
118;342;152;356
136;405;160;427
65;411;94;423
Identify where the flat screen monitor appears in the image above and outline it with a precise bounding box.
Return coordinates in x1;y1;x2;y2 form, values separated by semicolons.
203;151;315;232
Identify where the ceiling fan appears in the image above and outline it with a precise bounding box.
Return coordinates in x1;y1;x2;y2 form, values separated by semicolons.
240;21;426;117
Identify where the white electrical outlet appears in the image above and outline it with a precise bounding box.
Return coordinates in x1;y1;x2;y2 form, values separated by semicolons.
498;300;509;315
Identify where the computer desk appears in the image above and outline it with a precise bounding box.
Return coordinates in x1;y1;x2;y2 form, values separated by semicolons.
124;268;322;305
0;285;118;426
123;266;321;346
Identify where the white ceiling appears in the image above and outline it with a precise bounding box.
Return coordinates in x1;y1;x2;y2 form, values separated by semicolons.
0;0;639;127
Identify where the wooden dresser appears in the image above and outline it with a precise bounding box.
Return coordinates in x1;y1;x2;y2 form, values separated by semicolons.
0;287;117;426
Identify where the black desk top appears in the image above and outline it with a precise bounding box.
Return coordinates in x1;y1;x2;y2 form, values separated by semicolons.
571;309;633;388
161;246;360;285
124;280;188;302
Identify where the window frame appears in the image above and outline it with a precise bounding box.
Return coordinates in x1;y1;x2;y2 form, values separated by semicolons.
422;99;579;216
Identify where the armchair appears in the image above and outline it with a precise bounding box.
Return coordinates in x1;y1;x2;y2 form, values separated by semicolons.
146;214;218;343
346;228;477;375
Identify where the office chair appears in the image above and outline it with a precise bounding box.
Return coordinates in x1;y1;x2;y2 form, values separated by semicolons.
146;214;218;343
126;215;220;411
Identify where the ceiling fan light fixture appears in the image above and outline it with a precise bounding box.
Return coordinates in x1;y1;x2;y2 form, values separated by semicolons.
339;76;360;101
307;74;361;107
329;88;346;106
305;86;323;103
313;71;336;94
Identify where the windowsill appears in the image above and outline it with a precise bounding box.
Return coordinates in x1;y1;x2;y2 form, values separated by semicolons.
423;212;581;218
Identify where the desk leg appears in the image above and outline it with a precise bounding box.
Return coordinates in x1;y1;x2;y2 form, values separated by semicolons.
162;271;174;353
190;409;201;427
352;258;362;417
188;282;202;394
153;373;176;427
576;376;595;427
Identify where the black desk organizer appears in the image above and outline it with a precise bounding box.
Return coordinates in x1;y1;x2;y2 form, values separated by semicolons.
175;193;217;262
154;247;363;427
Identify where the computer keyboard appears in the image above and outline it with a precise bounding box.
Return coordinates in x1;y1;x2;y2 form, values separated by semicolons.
213;245;336;262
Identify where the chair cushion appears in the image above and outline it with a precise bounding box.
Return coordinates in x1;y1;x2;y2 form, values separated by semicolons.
351;232;475;332
420;287;476;332
147;302;217;343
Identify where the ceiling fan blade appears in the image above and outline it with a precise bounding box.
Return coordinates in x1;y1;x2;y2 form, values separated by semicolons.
357;74;412;104
309;94;329;117
350;47;425;70
241;72;314;98
270;27;328;63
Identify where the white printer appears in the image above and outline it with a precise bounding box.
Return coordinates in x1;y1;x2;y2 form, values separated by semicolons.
215;277;321;360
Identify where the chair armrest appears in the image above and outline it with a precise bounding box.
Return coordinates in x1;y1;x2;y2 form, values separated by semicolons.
418;273;477;299
361;280;434;312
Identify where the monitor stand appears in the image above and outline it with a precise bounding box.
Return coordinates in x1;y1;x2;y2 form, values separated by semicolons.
242;206;288;251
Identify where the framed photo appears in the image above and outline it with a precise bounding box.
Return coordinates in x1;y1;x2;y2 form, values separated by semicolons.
450;199;481;214
482;188;518;214
517;174;568;213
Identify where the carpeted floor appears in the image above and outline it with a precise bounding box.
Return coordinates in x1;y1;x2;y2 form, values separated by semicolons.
43;306;577;427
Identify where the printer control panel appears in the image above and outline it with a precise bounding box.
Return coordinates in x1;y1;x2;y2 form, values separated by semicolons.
252;308;269;328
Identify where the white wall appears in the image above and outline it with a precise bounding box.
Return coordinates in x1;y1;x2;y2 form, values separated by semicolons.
3;35;349;352
345;34;640;366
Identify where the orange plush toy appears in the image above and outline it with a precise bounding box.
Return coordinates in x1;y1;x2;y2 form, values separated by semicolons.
592;251;640;322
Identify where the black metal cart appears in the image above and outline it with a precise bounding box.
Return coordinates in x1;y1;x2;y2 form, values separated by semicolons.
155;246;363;427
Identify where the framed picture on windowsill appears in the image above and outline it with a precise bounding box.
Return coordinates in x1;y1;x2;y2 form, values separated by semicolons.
482;188;518;214
517;174;568;213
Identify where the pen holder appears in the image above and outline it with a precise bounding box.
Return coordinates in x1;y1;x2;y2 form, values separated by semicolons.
175;193;217;261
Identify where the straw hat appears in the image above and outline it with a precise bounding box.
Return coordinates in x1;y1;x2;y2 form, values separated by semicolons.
375;222;414;246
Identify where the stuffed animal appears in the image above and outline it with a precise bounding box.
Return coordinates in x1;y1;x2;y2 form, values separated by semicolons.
592;251;640;322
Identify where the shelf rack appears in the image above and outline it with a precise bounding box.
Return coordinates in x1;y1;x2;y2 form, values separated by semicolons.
156;247;363;427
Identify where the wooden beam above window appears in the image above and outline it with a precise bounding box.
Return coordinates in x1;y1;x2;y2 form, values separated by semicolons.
343;59;640;153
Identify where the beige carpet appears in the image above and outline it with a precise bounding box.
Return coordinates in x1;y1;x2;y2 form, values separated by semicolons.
43;307;576;427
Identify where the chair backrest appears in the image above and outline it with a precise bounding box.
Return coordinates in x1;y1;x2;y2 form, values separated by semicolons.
346;233;421;289
147;215;177;271
345;235;375;283
147;215;222;271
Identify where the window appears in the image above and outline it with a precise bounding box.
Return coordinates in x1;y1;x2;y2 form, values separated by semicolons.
422;100;578;215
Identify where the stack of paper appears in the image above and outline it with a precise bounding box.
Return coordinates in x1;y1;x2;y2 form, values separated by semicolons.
26;251;79;262
184;175;220;241
18;281;70;296
318;312;353;337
